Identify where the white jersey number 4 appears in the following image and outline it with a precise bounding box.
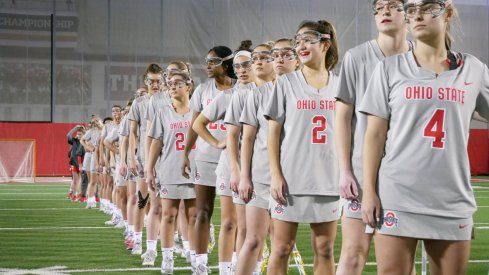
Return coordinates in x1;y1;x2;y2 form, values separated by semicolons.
312;115;327;144
423;108;446;149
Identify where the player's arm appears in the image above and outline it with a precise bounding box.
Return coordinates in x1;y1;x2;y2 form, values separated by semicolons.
104;138;119;155
239;124;257;202
119;136;129;177
128;120;139;175
361;114;388;228
145;137;163;190
145;120;153;167
192;113;225;148
473;111;488;123
67;126;77;145
80;136;92;152
268;119;287;204
182;112;200;178
98;126;107;167
334;100;359;199
226;123;241;192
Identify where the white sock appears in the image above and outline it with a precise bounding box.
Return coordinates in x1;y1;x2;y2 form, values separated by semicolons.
196;253;208;266
190;250;196;267
147;240;157;251
128;225;135;235
134;232;142;243
231;252;238;265
254;261;262;273
162;247;173;259
219;262;231;274
174;231;179;242
182;240;190;251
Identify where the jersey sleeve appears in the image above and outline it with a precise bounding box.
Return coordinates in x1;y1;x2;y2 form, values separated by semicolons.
224;89;247;126
147;110;164;139
475;64;489;120
358;61;390;120
127;100;141;123
119;117;130;137
239;91;259;127
101;125;108;138
190;84;204;112
202;92;227;122
264;75;287;124
82;130;92;143
335;51;357;104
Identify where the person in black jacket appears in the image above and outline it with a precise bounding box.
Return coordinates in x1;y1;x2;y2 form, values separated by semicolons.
67;125;86;201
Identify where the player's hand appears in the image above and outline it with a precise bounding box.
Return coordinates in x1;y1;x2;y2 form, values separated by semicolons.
271;173;288;205
361;191;381;229
120;161;127;177
129;157;139;177
214;139;226;149
229;168;240;193
339;169;359;199
181;155;191;179
239;175;253;203
146;170;156;191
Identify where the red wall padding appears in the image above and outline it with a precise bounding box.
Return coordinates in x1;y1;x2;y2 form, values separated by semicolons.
468;129;489;175
0;122;78;176
0;122;488;177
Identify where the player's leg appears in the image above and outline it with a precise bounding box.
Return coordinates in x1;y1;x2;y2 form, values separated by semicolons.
267;220;298;275
143;187;162;263
158;198;179;271
132;178;148;255
193;184;216;272
309;220;338;274
336;216;373;275
235;205;270;275
125;177;137;250
177;199;190;258
218;195;237;273
424;239;470;275
374;234;418;275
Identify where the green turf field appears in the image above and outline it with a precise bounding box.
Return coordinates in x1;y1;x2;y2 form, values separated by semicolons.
0;177;488;274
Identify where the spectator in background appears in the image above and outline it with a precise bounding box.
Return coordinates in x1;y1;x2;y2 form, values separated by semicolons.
67;125;86;202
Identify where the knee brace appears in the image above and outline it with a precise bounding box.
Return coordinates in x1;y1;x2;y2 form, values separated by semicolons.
137;191;149;209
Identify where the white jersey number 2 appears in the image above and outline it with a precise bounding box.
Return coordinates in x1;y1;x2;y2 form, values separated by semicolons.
423;108;446;149
312;115;327;144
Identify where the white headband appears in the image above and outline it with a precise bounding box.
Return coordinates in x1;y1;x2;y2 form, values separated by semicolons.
233;51;252;62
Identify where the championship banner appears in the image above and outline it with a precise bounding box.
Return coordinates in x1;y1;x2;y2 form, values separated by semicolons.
0;10;78;48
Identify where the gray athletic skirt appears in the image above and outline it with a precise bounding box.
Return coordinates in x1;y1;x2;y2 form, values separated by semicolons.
232;191;245;205
377;209;473;241
158;183;196;200
114;160;126;187
82;152;92;172
194;161;217;187
270;194;340;223
89;152;98;173
340;197;363;220
216;177;232;197
246;182;270;210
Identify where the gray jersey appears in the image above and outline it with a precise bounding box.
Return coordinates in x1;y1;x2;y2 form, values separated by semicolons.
145;90;172;122
190;79;228;163
240;82;274;185
359;51;489;218
83;128;101;147
127;94;151;161
119;115;130;137
224;83;257;126
147;105;196;185
264;71;339;196
105;123;120;144
335;40;386;186
202;83;255;180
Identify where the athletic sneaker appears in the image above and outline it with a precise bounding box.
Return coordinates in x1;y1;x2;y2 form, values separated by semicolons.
104;216;119;226
126;239;134;250
142;250;157;266
66;192;73;199
114;220;125;229
174;243;184;255
85;201;96;209
71;195;78;202
131;241;143;255
160;255;174;274
194;263;209;275
185;250;191;263
208;223;215;254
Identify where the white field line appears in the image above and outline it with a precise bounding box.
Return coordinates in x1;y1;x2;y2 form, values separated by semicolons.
0;226;113;231
0;208;87;211
3;259;489;274
0;193;66;195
